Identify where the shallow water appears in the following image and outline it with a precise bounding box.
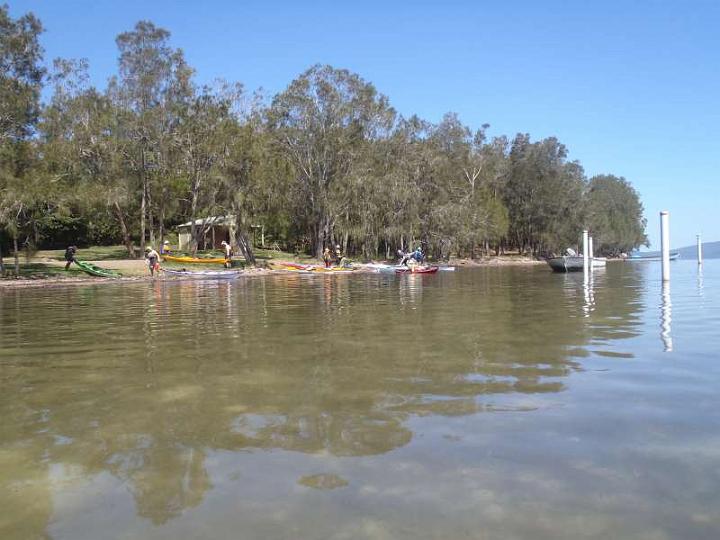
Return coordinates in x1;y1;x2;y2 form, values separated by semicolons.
1;261;719;539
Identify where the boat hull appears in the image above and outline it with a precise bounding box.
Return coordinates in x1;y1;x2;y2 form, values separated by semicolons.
74;260;121;278
395;266;439;274
162;254;228;264
546;257;584;273
162;269;241;279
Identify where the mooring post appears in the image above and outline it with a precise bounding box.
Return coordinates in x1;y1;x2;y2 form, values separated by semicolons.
589;236;594;260
697;234;703;265
660;211;670;282
582;230;589;277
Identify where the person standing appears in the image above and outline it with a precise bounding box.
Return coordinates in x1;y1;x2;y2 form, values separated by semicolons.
334;244;345;267
221;240;233;268
64;246;78;270
323;247;332;268
145;246;160;276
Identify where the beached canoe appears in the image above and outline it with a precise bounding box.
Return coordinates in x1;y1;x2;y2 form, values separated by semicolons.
268;262;311;271
309;266;355;274
162;254;227;264
162;268;241;279
74;260;122;278
395;265;439;274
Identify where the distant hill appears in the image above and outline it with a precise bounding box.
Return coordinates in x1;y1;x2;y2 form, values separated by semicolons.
633;241;720;259
677;241;720;259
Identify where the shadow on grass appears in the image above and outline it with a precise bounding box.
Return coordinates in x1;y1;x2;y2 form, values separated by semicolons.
1;263;92;280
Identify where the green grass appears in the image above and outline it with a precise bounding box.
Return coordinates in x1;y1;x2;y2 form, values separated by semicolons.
0;262;92;280
34;245;132;261
14;245;314;264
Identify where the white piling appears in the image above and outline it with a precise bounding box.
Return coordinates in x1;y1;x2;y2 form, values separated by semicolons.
697;234;703;265
660;211;670;282
582;230;589;277
589;236;594;259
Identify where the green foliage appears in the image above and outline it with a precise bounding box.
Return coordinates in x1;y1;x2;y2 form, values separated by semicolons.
586;175;648;255
0;11;648;265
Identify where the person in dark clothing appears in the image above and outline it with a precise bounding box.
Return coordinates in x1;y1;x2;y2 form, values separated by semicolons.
64;246;77;270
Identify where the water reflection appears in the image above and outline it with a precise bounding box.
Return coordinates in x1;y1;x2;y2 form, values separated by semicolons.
661;281;673;352
0;266;648;538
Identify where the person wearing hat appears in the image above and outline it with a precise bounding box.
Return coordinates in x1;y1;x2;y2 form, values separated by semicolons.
221;240;233;268
160;240;172;255
333;244;345;267
145;246;160;276
323;246;332;268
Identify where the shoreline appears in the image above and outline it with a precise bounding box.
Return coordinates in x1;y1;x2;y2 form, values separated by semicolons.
0;255;545;289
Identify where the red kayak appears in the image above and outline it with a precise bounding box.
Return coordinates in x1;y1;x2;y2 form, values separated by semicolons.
395;265;439;274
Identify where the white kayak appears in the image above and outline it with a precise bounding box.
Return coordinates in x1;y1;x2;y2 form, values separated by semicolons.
162;268;242;279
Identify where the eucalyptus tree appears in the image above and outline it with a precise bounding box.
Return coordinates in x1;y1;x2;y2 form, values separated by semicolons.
585;174;647;255
0;5;45;273
114;21;192;251
43;59;138;256
267;64;395;258
504;134;586;254
174;83;239;255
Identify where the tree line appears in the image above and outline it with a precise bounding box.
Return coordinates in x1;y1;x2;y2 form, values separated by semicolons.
0;8;647;272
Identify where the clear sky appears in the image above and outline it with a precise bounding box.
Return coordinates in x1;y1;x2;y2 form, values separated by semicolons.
11;0;720;249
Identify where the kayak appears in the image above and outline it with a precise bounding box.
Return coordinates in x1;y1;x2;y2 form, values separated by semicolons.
269;262;354;273
268;262;311;271
309;266;355;274
395;265;439;274
74;259;122;278
162;268;241;279
162;254;228;264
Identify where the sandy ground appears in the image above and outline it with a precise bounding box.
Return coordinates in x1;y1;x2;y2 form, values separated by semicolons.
0;255;544;288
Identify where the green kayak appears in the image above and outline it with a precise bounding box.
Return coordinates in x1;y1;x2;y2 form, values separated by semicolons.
74;259;122;278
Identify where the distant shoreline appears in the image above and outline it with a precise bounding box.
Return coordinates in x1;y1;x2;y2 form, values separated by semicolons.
0;254;552;288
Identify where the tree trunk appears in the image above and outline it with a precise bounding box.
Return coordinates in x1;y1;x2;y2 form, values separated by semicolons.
13;234;19;275
189;172;201;256
140;174;146;253
158;198;165;247
148;209;155;248
114;202;136;258
314;214;331;260
236;230;256;266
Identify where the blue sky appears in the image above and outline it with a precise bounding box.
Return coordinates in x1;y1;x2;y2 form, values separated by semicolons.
11;0;720;249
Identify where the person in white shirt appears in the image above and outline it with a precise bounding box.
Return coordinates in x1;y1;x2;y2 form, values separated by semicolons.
145;247;160;276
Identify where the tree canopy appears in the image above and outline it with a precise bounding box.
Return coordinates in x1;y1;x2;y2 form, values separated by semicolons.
0;9;648;269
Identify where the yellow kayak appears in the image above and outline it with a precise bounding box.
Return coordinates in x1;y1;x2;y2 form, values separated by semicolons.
310;266;355;273
162;254;227;264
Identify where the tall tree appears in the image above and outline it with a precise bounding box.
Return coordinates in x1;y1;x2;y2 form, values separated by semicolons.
586;174;647;255
268;64;395;258
0;5;45;273
114;21;192;252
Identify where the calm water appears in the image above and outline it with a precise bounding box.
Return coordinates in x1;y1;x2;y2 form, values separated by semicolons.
1;261;719;540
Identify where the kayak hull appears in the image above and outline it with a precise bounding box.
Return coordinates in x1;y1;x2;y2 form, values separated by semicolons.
74;260;121;278
162;254;228;264
395;266;439;274
163;269;241;279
